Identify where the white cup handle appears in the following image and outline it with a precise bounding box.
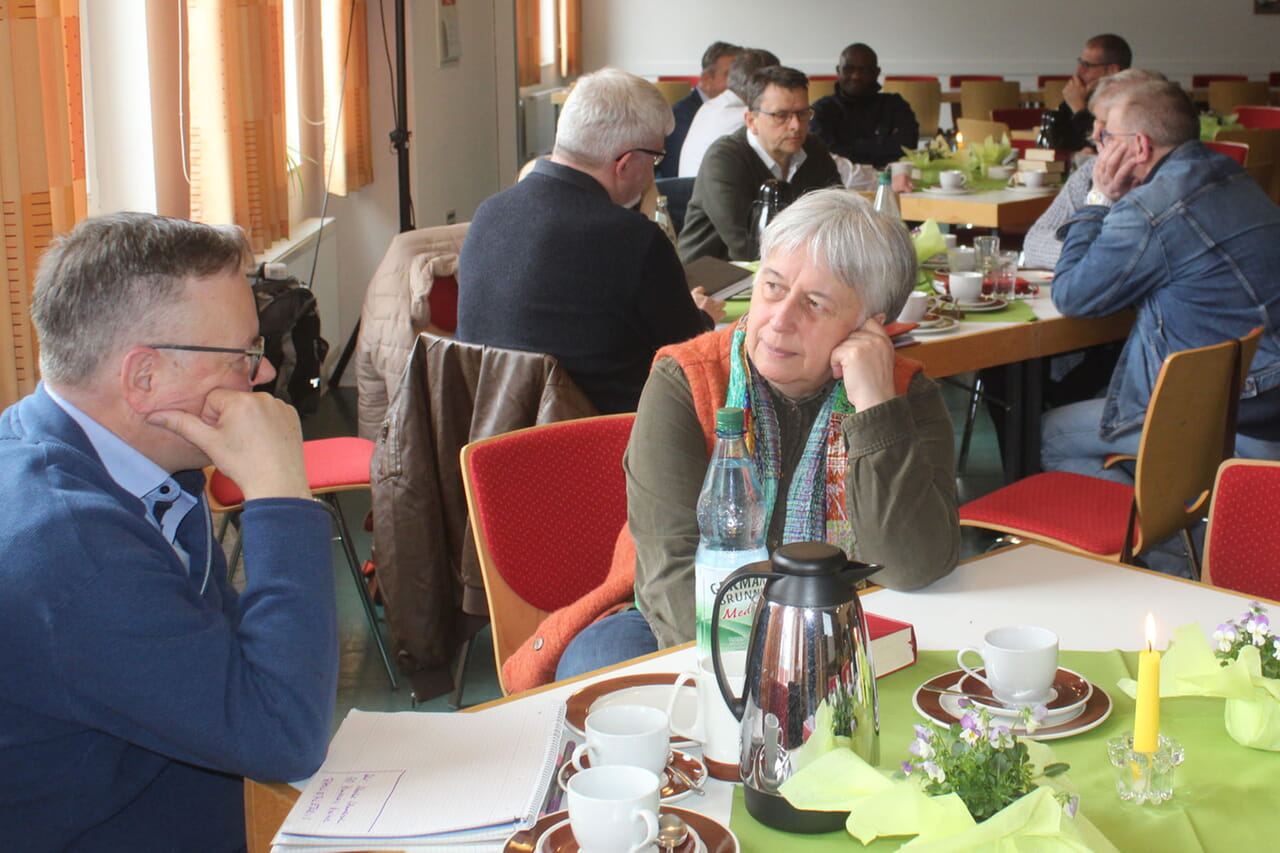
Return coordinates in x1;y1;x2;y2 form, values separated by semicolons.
956;648;992;689
569;741;593;772
627;807;660;853
665;672;702;741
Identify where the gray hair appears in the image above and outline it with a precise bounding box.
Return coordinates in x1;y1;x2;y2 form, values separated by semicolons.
31;211;251;386
701;41;741;72
1088;68;1167;114
746;65;809;111
726;48;780;101
1111;80;1199;148
759;188;917;321
553;68;674;169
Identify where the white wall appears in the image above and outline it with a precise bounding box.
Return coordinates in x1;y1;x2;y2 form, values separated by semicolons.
582;1;1280;84
325;0;517;383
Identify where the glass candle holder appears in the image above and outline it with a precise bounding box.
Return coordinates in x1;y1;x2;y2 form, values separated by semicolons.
1106;732;1184;804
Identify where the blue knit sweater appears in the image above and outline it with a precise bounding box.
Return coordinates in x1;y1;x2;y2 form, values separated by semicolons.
0;387;338;851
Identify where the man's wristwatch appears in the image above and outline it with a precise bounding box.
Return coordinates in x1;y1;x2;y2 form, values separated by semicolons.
1085;189;1114;208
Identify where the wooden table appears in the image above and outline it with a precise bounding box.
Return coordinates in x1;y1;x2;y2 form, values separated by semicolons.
246;543;1279;852
900;188;1057;229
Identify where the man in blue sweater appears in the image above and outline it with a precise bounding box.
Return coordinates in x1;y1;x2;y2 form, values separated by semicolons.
0;213;339;850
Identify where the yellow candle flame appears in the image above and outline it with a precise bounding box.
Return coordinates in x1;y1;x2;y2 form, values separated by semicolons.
956;131;965;149
1145;612;1157;651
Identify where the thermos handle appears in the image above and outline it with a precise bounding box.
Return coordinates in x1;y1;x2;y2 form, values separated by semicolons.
709;566;774;721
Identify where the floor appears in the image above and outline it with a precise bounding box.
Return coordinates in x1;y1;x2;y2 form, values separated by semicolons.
303;380;1004;731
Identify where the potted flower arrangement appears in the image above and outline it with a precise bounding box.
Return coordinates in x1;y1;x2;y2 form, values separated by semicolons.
900;700;1073;822
1214;603;1280;679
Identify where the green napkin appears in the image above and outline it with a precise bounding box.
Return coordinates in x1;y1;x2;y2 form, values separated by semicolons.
1116;623;1280;751
1201;113;1244;142
966;134;1013;170
913;221;945;291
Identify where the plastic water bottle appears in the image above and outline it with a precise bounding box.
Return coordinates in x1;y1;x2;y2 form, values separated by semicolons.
872;170;901;220
694;407;768;657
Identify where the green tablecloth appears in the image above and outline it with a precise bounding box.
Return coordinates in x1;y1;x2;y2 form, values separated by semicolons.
729;649;1279;851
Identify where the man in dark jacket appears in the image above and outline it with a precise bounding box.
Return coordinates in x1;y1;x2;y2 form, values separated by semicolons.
458;68;720;414
1050;33;1131;151
660;41;741;179
810;42;918;169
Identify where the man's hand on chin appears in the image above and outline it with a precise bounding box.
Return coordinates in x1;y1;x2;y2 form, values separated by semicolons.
147;390;313;501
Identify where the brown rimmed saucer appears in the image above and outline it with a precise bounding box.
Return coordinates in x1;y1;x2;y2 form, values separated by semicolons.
957;667;1093;719
503;806;738;853
558;749;707;803
912;669;1111;740
565;673;698;748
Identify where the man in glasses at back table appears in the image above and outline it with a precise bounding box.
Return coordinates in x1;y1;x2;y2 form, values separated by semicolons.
679;65;842;263
1049;33;1132;152
0;212;338;850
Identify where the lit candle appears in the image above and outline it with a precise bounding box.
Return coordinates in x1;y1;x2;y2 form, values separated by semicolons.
955;131;965;150
1133;613;1161;753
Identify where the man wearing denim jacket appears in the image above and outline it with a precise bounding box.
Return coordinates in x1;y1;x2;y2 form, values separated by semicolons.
1042;79;1280;480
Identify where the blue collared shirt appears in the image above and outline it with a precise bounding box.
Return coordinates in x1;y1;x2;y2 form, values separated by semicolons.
45;385;198;566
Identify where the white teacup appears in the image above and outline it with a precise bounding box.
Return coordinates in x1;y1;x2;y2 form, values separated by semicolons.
949;271;984;304
987;164;1013;180
1022;170;1047;188
571;704;669;777
896;291;930;324
667;652;746;780
947;246;976;272
938;169;967;190
567;765;661;853
958;626;1059;706
943;233;959;251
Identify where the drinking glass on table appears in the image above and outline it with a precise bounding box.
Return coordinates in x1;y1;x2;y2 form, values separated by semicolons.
974;236;1000;295
994;250;1019;298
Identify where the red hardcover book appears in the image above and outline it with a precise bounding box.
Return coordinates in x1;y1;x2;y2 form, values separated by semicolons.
866;612;918;678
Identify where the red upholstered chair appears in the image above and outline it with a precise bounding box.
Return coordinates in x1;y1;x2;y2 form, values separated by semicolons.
1236;106;1280;129
1204;459;1280;601
1192;73;1247;88
991;107;1045;130
207;436;397;688
949;74;1003;88
461;414;635;694
1205;140;1250;165
885;75;939;82
960;330;1261;579
657;75;699;87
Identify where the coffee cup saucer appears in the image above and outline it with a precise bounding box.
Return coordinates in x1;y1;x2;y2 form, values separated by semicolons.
557;749;707;803
956;667;1093;720
912;668;1112;740
506;806;739;853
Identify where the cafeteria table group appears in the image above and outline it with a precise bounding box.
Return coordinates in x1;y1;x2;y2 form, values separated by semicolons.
247;543;1280;852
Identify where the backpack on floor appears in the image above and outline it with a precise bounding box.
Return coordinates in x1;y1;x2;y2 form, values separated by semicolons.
250;262;330;416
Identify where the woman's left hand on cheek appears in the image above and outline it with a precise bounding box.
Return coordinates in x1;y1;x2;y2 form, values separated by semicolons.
831;315;897;411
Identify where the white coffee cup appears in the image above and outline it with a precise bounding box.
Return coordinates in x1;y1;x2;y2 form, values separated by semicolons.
947;246;976;272
567;765;661;853
571;704;669;777
943;233;958;251
668;652;746;780
949;271;984;304
938;169;967;190
1022;170;1047;188
896;291;930;324
987;164;1013;180
958;626;1059;706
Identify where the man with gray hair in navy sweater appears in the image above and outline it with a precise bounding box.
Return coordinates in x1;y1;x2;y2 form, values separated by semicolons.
458;68;721;414
0;212;338;850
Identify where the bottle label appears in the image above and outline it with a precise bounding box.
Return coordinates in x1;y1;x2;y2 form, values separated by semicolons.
695;548;767;658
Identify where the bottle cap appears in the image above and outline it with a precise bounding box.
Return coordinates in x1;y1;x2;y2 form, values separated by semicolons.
878;170;890;184
715;407;745;434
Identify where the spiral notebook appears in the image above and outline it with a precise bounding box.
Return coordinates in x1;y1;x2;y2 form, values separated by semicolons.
274;703;565;848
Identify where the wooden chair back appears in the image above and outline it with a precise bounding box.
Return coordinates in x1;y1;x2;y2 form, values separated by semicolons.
1128;329;1260;557
1203;459;1280;601
808;78;836;104
883;78;942;137
1209;81;1272;117
653;80;692;107
956;117;1010;147
1041;78;1068;110
960;80;1021;124
461;414;635;694
1215;127;1280;202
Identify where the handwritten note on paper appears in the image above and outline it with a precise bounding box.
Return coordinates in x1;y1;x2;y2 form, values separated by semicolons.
293;770;404;834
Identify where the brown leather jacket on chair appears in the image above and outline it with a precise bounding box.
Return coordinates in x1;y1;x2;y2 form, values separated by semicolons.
370;332;597;693
356;222;469;440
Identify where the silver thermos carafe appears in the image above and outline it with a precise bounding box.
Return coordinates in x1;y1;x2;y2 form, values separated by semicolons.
710;542;881;833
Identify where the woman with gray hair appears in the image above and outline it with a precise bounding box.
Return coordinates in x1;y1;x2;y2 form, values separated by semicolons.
554;188;959;677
